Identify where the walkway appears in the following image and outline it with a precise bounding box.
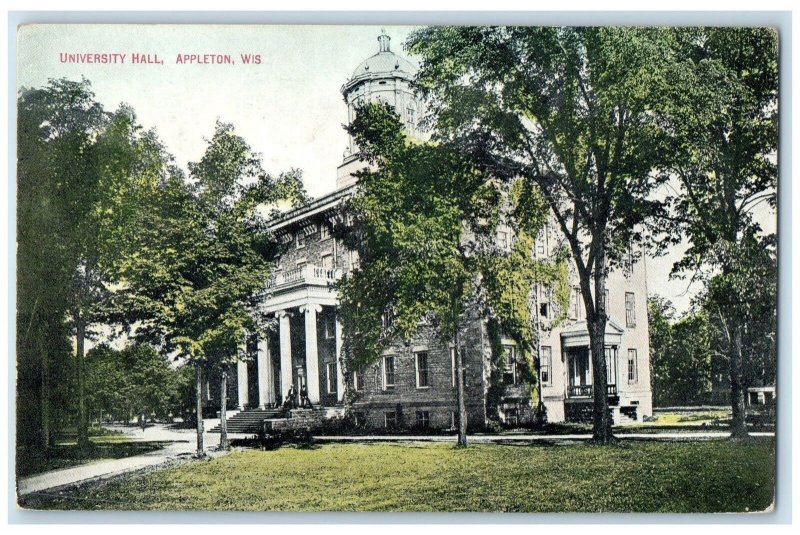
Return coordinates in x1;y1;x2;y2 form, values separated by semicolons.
17;420;223;498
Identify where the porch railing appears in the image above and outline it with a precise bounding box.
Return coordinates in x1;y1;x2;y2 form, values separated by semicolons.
266;264;341;291
567;384;618;398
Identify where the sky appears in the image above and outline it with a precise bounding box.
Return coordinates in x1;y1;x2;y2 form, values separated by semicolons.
17;24;419;198
15;24;776;316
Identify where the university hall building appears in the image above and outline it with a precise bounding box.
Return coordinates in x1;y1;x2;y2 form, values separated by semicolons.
229;31;653;431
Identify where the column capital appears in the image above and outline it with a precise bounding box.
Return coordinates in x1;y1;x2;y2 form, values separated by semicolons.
299;303;323;315
275;309;293;319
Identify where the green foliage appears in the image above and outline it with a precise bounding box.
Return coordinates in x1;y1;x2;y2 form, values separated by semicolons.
115;121;306;369
338;102;498;370
648;297;713;406
656;28;777;431
408;27;674;268
407;27;681;441
661;28;777;267
17;78;163;452
84;344;189;422
27;440;776;512
703;233;777;389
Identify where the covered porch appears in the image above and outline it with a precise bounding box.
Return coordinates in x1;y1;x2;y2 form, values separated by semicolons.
234;264;346;410
561;320;624;423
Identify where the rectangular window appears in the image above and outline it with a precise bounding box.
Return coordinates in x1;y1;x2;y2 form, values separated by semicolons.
497;230;508;251
450;346;466;387
606;347;618;387
627;349;638;383
540;346;552;386
321;253;334;270
536;223;547;256
406;107;416;127
383;356;395;390
353;412;366;427
626;241;635;273
326;362;337;394
320;222;331;240
505;407;519;426
381;307;393;331
539;285;550;318
384;411;397;428
625;292;636;328
324;314;336;340
296;231;306;249
349;250;360;272
296;258;307;268
353;369;364;392
415;410;430;428
503;345;517;385
572;287;581;320
415;351;430;388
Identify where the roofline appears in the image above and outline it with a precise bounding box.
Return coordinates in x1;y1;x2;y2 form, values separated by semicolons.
341;70;415;96
268;184;356;232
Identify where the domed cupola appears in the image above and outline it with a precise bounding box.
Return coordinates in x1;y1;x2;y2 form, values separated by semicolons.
337;30;422;189
346;32;417;86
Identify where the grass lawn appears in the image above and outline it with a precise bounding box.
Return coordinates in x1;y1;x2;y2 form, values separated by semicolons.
17;429;172;478
22;438;774;512
642;411;730;426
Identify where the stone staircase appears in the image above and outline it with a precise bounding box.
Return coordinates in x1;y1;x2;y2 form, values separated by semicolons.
208;408;285;434
618;406;639;425
209;407;332;435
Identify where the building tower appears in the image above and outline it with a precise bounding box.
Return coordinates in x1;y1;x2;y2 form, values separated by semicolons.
336;30;421;189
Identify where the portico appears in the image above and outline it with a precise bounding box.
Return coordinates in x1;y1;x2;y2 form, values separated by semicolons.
236;263;346;410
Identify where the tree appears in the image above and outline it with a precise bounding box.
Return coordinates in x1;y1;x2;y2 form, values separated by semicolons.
339;102;500;446
85;344;186;424
648;296;713;407
18;79;103;454
661;28;778;438
408;27;675;442
703;234;777;432
115;121;305;454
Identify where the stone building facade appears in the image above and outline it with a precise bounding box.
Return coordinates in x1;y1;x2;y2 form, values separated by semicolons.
232;31;653;429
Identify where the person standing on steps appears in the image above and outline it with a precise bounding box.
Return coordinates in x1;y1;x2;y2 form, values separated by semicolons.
299;384;313;409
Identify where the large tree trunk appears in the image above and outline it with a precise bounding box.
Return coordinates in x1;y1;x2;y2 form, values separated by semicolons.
39;331;51;450
195;363;205;456
219;367;229;450
585;248;613;444
76;312;89;450
454;328;468;447
729;322;749;439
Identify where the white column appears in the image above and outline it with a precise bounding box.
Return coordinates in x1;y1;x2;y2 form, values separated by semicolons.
335;315;345;401
257;336;274;408
276;310;293;402
300;303;322;404
237;344;248;410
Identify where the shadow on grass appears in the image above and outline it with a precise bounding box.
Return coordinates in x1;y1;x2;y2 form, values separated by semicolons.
17;439;173;478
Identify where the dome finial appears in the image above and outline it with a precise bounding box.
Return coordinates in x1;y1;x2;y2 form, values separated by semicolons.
378;29;391;53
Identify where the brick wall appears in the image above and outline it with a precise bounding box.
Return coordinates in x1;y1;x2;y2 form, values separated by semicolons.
348;318;488;431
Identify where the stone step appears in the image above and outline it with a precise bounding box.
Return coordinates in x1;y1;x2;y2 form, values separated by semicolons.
208;407;329;433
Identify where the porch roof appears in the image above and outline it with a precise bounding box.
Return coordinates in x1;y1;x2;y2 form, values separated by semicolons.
560;319;624;348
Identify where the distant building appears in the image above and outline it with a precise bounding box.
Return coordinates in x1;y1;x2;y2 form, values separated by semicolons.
231;31;653;429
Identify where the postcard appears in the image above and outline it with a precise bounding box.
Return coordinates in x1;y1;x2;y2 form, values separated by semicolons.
15;23;778;513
